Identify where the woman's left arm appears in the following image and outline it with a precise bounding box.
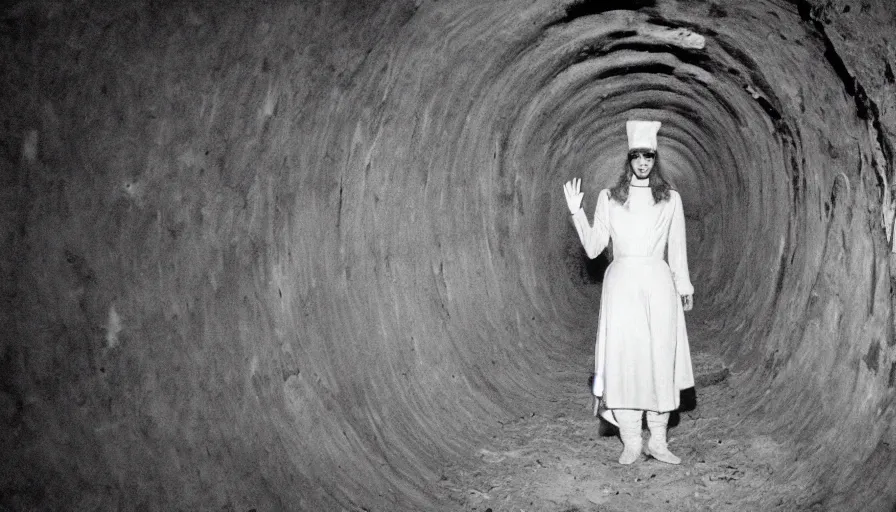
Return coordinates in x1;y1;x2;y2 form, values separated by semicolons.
668;192;694;301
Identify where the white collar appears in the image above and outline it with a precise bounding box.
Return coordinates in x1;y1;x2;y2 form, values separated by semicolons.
630;176;650;187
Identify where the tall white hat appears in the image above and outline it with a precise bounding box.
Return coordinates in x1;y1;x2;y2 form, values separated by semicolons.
626;120;661;150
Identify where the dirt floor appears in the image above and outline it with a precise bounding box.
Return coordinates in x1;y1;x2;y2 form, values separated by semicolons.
438;350;811;512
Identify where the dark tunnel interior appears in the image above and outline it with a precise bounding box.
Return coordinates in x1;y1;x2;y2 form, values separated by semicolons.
2;0;896;510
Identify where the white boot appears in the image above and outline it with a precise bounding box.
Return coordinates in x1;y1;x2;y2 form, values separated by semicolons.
614;409;643;465
644;411;681;465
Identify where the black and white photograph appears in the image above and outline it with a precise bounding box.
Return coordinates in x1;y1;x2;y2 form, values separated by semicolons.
2;0;896;510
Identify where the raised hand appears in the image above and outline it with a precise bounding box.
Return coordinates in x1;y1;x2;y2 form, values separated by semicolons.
563;178;584;214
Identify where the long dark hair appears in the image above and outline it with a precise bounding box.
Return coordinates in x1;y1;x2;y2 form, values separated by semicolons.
609;150;672;204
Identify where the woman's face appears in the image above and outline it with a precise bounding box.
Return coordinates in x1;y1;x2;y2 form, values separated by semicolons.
629;150;655;179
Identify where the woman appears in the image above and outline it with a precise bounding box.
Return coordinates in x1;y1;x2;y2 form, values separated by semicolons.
563;120;694;465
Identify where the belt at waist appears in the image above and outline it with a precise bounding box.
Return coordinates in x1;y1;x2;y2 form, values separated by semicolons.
614;255;664;260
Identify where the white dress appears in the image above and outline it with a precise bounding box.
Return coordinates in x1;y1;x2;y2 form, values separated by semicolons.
571;181;694;413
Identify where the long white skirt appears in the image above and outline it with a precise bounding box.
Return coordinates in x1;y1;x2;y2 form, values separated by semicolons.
592;256;694;412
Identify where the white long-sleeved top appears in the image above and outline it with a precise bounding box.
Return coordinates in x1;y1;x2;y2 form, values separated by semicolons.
570;185;693;296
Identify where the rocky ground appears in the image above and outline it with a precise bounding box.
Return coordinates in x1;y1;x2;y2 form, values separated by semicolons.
439;351;813;512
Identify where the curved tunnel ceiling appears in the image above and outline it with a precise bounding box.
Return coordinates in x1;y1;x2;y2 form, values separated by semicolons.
2;0;896;510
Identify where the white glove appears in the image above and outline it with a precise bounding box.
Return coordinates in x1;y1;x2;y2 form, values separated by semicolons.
563;178;584;214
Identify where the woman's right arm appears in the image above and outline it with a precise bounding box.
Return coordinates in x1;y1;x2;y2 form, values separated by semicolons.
570;189;610;259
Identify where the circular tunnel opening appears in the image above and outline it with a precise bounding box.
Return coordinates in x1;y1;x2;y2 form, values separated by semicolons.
2;0;896;511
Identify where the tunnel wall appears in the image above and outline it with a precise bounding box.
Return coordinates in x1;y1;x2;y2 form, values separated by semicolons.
2;0;896;510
